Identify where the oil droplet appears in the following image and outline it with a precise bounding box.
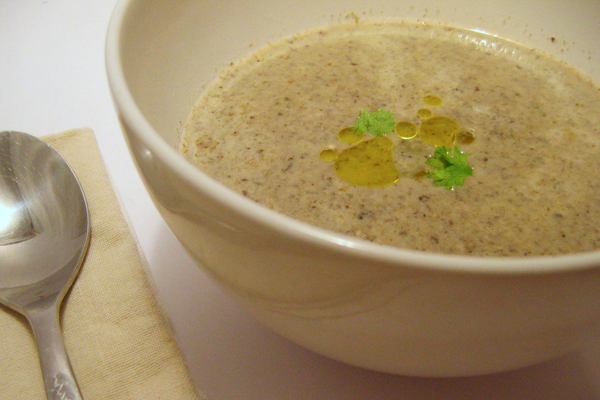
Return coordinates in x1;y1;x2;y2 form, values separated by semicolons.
457;129;476;144
419;116;460;148
337;127;364;144
320;148;338;161
423;95;443;106
395;121;418;139
417;108;433;119
334;136;399;187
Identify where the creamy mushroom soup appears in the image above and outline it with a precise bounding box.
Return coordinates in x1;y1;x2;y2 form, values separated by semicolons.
180;21;600;256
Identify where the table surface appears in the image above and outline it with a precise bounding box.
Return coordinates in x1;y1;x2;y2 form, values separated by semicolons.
2;1;600;399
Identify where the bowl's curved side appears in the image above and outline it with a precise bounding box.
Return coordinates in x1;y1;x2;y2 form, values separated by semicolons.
245;267;600;376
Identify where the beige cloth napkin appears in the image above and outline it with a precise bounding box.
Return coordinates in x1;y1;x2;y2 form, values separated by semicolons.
0;128;206;400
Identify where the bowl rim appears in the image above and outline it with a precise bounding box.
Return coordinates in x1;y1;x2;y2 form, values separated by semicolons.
105;0;600;276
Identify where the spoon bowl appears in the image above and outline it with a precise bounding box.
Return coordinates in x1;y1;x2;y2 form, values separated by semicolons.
0;131;89;400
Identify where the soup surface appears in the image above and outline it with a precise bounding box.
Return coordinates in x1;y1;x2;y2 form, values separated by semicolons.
180;20;600;256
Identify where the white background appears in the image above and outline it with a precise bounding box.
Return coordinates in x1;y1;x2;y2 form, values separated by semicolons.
2;1;600;398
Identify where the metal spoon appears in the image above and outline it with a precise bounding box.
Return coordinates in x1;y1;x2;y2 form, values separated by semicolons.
0;131;89;400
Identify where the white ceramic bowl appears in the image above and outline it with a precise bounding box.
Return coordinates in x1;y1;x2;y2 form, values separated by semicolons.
106;0;600;376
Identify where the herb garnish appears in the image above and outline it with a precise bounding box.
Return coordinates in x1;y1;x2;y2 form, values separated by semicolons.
425;146;473;190
353;109;395;136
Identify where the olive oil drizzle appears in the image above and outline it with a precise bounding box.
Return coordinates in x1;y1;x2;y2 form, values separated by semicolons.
321;95;470;187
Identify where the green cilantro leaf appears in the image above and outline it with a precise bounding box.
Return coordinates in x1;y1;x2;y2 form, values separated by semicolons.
353;109;395;137
425;146;473;190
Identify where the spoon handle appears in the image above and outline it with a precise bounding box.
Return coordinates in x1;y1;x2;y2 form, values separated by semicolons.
26;302;83;400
